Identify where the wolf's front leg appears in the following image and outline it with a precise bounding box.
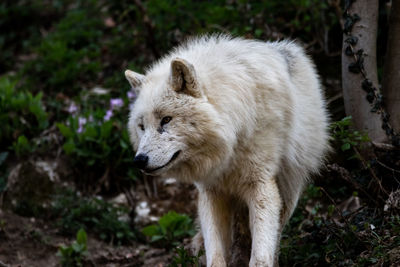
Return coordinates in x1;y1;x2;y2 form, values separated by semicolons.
197;186;232;267
245;177;282;267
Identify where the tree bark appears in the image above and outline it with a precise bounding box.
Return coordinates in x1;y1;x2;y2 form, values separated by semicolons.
382;0;400;133
342;0;387;142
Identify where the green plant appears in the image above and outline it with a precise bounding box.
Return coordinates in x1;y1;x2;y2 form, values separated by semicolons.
169;247;203;267
56;105;136;184
23;6;103;94
12;135;36;157
0;76;48;153
52;190;135;245
330;116;370;152
142;211;196;247
57;228;89;267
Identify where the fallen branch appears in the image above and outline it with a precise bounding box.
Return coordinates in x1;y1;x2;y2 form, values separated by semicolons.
372;141;398;151
327;163;377;204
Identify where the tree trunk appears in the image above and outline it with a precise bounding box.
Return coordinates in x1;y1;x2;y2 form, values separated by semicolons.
382;0;400;133
342;0;387;142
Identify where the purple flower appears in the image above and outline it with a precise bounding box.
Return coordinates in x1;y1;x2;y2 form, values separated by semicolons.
77;117;87;134
67;102;78;114
110;98;124;110
127;90;136;100
79;117;87;125
77;125;83;133
104;109;113;121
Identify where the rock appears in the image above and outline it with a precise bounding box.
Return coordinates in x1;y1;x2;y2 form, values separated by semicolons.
388;247;400;266
384;189;400;215
3;160;59;216
134;201;159;225
110;193;128;206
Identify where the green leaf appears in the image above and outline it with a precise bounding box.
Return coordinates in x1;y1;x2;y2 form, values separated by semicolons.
83;125;97;139
100;120;113;139
76;228;87;246
255;29;263;37
159;211;180;229
116;232;123;239
142;225;159;237
71;242;84;252
151;235;164;242
120;139;128;149
57;123;73;138
341;143;351;151
63;140;76;154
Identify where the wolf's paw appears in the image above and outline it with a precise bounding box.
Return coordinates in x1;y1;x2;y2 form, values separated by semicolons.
210;253;227;267
191;231;204;254
249;257;274;267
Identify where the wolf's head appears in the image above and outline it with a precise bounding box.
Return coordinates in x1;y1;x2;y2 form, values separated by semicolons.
125;58;232;181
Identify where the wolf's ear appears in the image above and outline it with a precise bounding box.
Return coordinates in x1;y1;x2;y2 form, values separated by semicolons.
125;70;145;93
171;58;202;98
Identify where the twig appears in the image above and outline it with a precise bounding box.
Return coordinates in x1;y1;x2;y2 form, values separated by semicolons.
327;164;377;204
353;147;389;196
372;141;398;151
0;260;9;267
143;174;153;198
326;92;343;105
93;166;110;195
319;187;364;243
152;176;158;199
375;159;400;174
122;187;136;207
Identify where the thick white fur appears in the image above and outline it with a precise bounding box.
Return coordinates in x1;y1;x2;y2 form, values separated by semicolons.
126;35;330;267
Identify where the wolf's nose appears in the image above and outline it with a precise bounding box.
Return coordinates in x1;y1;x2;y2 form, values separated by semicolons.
133;153;149;170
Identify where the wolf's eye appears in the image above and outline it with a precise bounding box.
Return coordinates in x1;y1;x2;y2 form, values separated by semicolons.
160;116;172;126
138;124;144;131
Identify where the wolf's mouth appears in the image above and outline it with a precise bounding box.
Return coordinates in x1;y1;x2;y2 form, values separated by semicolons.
146;150;181;173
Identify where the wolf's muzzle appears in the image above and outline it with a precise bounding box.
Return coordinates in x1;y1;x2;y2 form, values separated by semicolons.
133;153;149;170
144;150;181;174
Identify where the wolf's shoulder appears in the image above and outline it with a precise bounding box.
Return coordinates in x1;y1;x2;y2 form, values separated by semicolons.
175;34;303;53
147;34;307;78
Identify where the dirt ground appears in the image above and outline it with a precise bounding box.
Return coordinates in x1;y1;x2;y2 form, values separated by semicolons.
0;180;198;267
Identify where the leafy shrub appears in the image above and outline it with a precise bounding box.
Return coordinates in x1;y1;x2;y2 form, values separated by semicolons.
0;76;48;153
169;247;203;267
330;116;370;152
142;211;196;247
52;190;135;245
56;102;136;186
57;228;89;267
280;183;400;266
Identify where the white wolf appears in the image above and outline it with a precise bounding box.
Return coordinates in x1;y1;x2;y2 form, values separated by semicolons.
125;35;330;267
